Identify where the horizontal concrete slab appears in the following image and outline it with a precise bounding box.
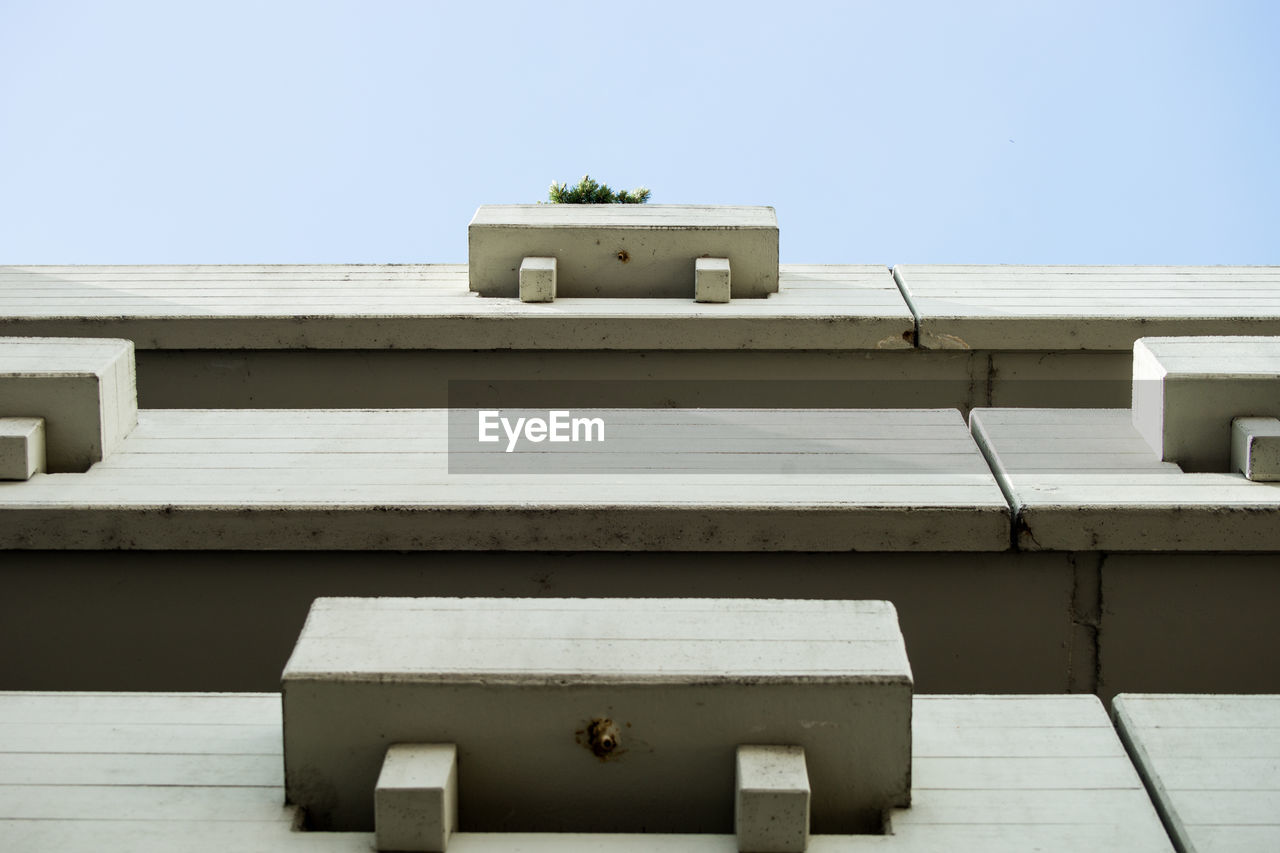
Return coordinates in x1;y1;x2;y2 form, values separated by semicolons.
969;407;1280;550
1113;694;1280;853
0;264;911;350
896;265;1280;350
0;692;1174;853
283;598;911;834
0;408;1011;551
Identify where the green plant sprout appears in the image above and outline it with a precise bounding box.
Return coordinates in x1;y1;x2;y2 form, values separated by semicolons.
548;174;651;204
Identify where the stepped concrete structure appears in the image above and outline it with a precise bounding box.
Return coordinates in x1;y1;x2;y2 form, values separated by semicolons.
0;211;1277;850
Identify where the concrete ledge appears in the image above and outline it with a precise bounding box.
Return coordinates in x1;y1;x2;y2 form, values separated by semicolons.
0;337;136;472
468;206;779;299
283;598;912;834
0;264;912;351
897;265;1280;350
0;417;45;480
1113;695;1280;853
1132;336;1280;471
971;407;1280;551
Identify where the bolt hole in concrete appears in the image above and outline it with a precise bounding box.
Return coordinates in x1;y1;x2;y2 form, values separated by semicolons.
617;250;630;263
584;718;622;759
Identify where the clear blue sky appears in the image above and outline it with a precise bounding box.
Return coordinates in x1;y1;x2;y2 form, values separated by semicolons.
2;1;1277;265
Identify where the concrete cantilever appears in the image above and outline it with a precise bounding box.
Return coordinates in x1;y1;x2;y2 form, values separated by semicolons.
282;597;912;836
468;205;778;299
0;337;136;472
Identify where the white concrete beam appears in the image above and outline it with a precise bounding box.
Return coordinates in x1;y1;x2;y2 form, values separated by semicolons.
468;205;778;299
283;597;912;834
0;337;137;472
1132;336;1280;471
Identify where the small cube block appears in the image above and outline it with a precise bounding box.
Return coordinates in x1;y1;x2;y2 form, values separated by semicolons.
375;743;458;852
519;256;557;303
0;417;45;480
695;257;731;303
1232;417;1280;481
736;745;810;853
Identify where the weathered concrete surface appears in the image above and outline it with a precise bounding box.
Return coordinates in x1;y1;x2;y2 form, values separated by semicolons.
375;744;457;853
0;417;45;480
282;598;911;834
0;264;911;351
468;206;778;299
0;692;1177;853
0;337;136;472
971;407;1280;551
0;551;1077;697
694;257;731;303
127;348;1130;413
1132;336;1280;472
736;746;810;853
896;265;1280;350
518;257;556;303
1113;695;1280;853
0;408;1011;552
1100;554;1280;700
1232;416;1280;481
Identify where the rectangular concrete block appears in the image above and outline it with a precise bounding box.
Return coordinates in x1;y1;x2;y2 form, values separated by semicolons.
0;417;45;480
1232;417;1280;481
375;744;457;853
468;205;779;299
695;257;732;303
0;337;137;472
736;746;810;853
1132;336;1280;471
518;256;556;303
283;598;912;835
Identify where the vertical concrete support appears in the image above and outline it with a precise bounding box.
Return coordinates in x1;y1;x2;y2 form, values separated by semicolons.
0;337;137;472
695;257;732;303
736;745;811;853
518;256;557;303
375;743;458;853
1231;417;1280;481
0;417;45;480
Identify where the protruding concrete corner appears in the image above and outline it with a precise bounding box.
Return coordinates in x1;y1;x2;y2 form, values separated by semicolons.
518;257;557;303
0;337;137;472
0;417;45;480
468;205;779;299
736;745;810;853
695;257;732;303
375;744;458;853
282;597;911;835
1132;336;1280;471
1232;417;1280;481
